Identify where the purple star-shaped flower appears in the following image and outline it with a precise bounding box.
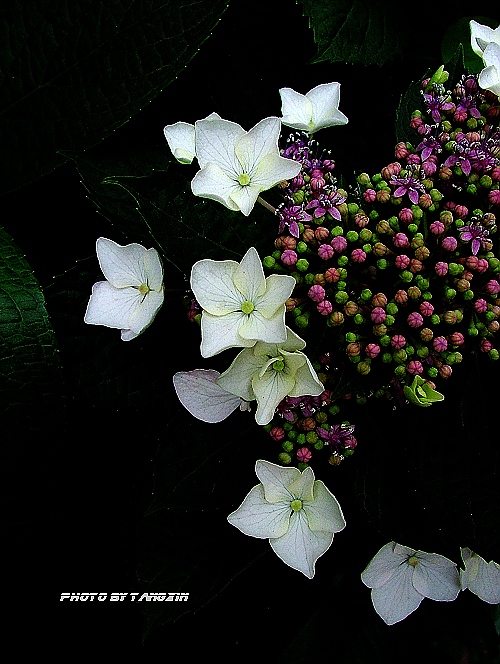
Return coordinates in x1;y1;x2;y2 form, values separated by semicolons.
457;220;489;255
277;201;313;238
390;168;425;205
316;423;356;451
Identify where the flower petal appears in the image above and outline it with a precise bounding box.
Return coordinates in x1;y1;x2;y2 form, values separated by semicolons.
252;366;295;425
127;289;164;335
238;309;287;345
173;369;243;423
361;542;409;589
479;43;500;96
370;565;423;625
84;281;142;331
251;152;302;190
190;257;241;315
307;82;348;131
194;116;245;173
227;483;291;539
228;184;261;216
302;480;346;534
412;553;461;601
470;20;500;57
279;87;313;132
270;509;333;578
96;238;147;288
191;162;240;211
233;246;266;301
256;273;296;318
163;122;196;163
217;347;265;401
143;247;164;292
235;117;282;174
460;548;500;604
255;459;301;502
287;353;324;398
288;466;315;502
200;310;253;358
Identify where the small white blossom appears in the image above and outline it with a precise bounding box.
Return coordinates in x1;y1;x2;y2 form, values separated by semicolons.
190;246;295;358
190;115;301;216
460;547;500;604
470;21;500;96
84;238;164;341
228;460;346;578
216;327;324;425
173;369;250;423
361;542;461;625
279;82;348;134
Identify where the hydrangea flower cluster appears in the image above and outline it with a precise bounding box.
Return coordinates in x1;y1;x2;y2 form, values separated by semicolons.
259;68;499;468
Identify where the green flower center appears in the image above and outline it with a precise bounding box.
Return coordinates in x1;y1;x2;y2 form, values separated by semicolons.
138;283;150;295
272;359;285;372
238;173;251;186
290;499;303;512
407;556;419;567
241;300;255;315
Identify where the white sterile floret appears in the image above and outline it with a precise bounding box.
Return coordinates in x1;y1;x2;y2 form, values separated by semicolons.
361;542;461;625
84;238;164;341
279;82;348;134
190;246;295;358
227;460;346;578
190;115;301;216
216;326;324;425
173;369;250;423
460;547;500;604
470;21;500;96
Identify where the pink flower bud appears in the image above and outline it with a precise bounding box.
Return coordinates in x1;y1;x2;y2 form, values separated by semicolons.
420;302;434;316
325;267;340;283
381;162;402;179
395;289;408;305
433;336;448;352
270;427;285;441
476;259;488;273
308;284;326;302
480;339;493;352
429;221;445;235
346;342;361;357
409;259;423;273
331;236;347;253
474;298;487;313
363;188;377;203
315;227;330;241
407;311;424;328
296;447;312;463
317;299;333;315
439;364;452;378
281;249;298;266
488;189;500;205
406;360;423;375
442;236;458;251
395;142;409;159
391;334;406;349
393;232;410;248
371;307;386;324
399;208;413;223
435;261;448;276
318;243;334;260
275;235;297;250
396;254;410;269
365;343;381;358
455;205;468;219
449;332;464;346
484;279;500;295
351;248;366;263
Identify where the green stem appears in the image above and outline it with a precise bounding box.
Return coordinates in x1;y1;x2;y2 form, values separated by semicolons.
257;196;277;215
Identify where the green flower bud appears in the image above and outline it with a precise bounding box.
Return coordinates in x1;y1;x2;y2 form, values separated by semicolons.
292;190;305;203
282;440;294;452
278;453;292;464
403;375;444;407
346;230;359;242
296;258;309;272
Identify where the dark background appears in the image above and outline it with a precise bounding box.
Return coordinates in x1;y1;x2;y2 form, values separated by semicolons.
2;0;500;660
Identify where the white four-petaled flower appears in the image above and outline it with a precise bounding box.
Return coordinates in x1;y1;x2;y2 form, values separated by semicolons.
460;547;500;604
173;369;251;423
84;238;164;341
361;542;461;625
227;460;346;578
190;246;295;358
470;20;500;96
279;82;348;134
191;115;302;215
216;326;324;425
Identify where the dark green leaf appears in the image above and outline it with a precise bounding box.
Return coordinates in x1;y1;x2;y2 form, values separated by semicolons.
0;225;63;437
299;0;403;66
0;0;229;194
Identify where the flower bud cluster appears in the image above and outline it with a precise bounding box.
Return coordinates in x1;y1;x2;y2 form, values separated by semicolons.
263;71;500;443
265;387;357;468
